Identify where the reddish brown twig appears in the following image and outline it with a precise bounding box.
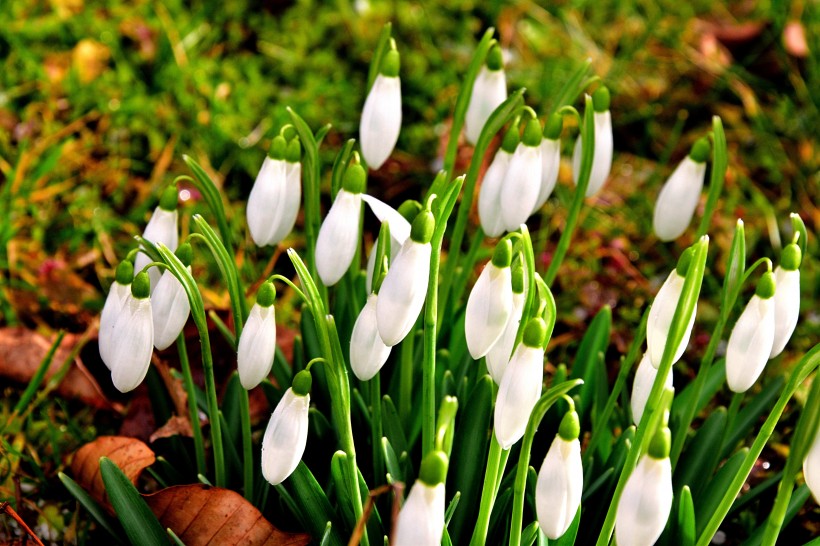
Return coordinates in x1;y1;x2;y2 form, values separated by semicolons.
1;501;46;546
347;482;405;546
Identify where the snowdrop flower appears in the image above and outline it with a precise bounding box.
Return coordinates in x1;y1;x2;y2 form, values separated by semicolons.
486;262;526;383
351;294;392;381
100;259;134;369
478;127;519;237
652;138;710;242
464;44;506;146
247;135;302;247
770;241;801;358
134;184;179;291
151;243;192;351
533;113;563;213
261;370;311;485
631;352;673;425
362;195;415;293
237;282;277;390
501;117;543;232
495;318;547;449
646;249;696;369
393;451;447;546
315;162;365;286
726;271;776;393
804;424;820;504
615;424;673;546
572;86;613;197
109;272;154;393
376;204;434;346
360;47;401;169
465;239;513;359
536;409;583;539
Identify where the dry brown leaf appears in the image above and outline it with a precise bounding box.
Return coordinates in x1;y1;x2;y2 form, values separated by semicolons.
70;436;155;509
149;415;193;443
145;484;311;546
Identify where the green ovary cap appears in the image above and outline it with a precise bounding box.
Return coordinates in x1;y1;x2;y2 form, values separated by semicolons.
511;263;525;294
269;135;287;160
501;125;520;153
115;260;134;285
342;162;367;194
159;184;179;211
676;247;694;277
543;112;563;140
175;243;193;267
286;137;301;163
522;118;542;147
292;370;312;396
781;243;802;271
280;125;296;141
380;49;400;78
398;200;422;223
486;44;503;71
418;450;449;486
522;317;547;348
756;271;776;299
492;239;513;268
410;209;435;244
131;271;151;299
689;137;710;163
592;86;610;113
648;426;671;460
256;281;276;308
558;410;581;441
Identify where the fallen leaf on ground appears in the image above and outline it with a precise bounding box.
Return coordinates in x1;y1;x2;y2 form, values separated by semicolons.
149;415;193;443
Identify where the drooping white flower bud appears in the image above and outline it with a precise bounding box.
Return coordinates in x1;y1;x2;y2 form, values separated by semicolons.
726;272;776;393
770;242;801;358
151;243;192;351
652;138;709;242
237;282;277;390
261;370;311;485
533;113;563;213
350;294;392;381
134;185;179;292
464;45;506;146
109;271;155;393
478;127;518;237
247;135;302;247
362;195;413;294
393;451;447;546
100;259;134;370
501;118;543;232
360;48;401;170
485;263;526;384
803;425;820;504
495;318;546;449
572;87;613;197
315;163;365;286
631;352;673;425
646;250;696;369
465;239;513;359
536;410;583;539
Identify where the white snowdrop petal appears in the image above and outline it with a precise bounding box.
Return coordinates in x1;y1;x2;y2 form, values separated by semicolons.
486;291;526;384
726;295;775;393
652;157;707;242
376;241;431;346
360;75;402;169
615;455;673;546
572;111;613;197
631;353;673;425
315;190;362;286
536;436;583;539
465;264;513;359
478;150;512;237
110;295;154;393
237;304;277;390
501;144;542;232
261;388;309;485
99;282;130;370
268;162;302;246
533;138;561;213
803;428;820;504
361;194;412;244
770;267;800;358
495;344;544;449
135;208;179;291
646;270;695;369
350;295;392;381
247;158;287;246
151;269;191;351
393;481;445;546
464;67;507;145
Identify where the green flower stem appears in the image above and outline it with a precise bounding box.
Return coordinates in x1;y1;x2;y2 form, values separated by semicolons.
366;23;393;93
398;331;415;424
176;334;206;479
696;344;820;546
723;392;744;444
180;160;235;258
596;237;708;546
695;116;727;239
370;374;384;485
509;380;584;546
239;387;254;502
546;59;592;115
443;225;485;334
544;94;595;287
470;435;508;546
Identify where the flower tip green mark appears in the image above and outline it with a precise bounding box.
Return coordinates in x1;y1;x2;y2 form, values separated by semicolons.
592;86;610;113
558;409;581;441
419;450;449;486
491;239;513;268
380;48;400;77
486;43;503;71
756;271;776;299
131;272;151;299
523;317;547;348
689;137;710;163
292;369;312;396
159;184;179;211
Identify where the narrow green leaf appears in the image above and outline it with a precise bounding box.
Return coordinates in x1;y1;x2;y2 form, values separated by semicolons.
167;528;187;546
58;472;126;543
381;437;403;484
674;408;727;500
696;116;727;238
285;462;345;546
547;58;592;115
521;521;541;546
677;486;696;546
12;330;64;416
99;458;166;546
366;23;393;93
182;155;234;255
331;139;356;200
790;213;807;260
720;219;746;314
381;395;408;459
445;491;461;526
552;505;582;546
720;376;784;460
570;306;611;422
695;448;748;537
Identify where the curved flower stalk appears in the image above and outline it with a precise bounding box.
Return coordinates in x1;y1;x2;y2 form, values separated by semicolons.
615;423;673;546
631;352;673;425
572;86;612;197
246;134;302;247
770;241;801;358
536;408;583;539
486;262;526;383
501;117;543;232
134;184;179;291
646;249;697;369
464;44;507;146
361;195;414;293
315;162;366;286
109;272;154;393
478;126;519;237
495;317;547;449
350;293;392;381
151;243;192;351
465;239;513;359
261;370;311;485
726;270;777;393
376;204;434;346
652;137;709;241
804;423;820;504
237;282;277;390
533;113;563;213
393;451;448;546
360;46;401;169
99;259;134;369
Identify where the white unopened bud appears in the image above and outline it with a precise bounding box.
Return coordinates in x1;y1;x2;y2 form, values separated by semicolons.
630;353;673;425
615;453;673;546
726;294;775;393
261;387;309;485
478;147;514;237
535;435;583;539
652;156;707;242
646;268;695;369
151;269;190;351
360;73;402;169
770;265;800;358
315;189;363;286
376;238;430;346
803;426;820;504
464;65;507;146
572;110;613;197
237;299;277;390
350;294;392;381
